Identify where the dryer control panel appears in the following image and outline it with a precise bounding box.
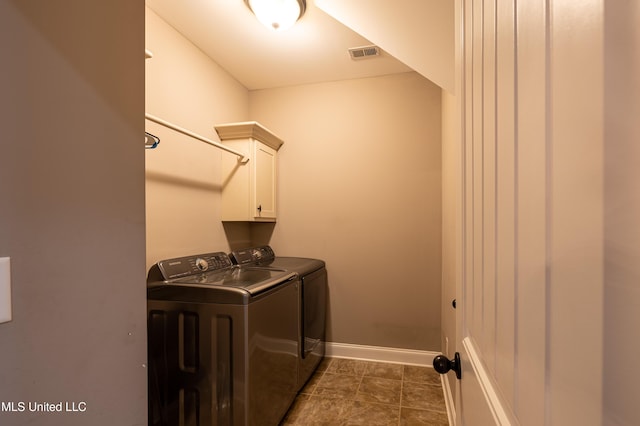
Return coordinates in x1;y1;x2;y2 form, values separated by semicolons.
230;246;276;266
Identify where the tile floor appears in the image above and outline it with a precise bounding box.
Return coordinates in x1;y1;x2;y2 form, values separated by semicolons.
281;357;449;425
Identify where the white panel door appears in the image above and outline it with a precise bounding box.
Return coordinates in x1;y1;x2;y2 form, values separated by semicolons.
451;0;606;424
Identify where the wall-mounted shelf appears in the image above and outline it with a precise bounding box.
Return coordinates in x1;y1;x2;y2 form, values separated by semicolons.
214;122;284;152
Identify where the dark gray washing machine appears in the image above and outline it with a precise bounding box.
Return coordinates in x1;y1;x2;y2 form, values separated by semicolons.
230;246;327;390
147;251;299;426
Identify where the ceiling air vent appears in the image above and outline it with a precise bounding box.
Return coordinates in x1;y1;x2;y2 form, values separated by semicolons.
348;45;380;60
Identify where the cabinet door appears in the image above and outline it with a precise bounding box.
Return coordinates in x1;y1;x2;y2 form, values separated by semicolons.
253;142;277;219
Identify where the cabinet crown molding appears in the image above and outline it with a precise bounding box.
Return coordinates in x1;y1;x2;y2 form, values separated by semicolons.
214;121;284;151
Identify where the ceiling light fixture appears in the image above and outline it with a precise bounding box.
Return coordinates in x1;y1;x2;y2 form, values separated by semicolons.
245;0;306;32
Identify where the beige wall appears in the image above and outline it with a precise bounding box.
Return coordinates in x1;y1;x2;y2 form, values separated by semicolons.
145;7;252;269
250;73;442;350
0;1;146;425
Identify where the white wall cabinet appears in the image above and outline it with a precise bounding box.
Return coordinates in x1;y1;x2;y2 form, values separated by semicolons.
215;122;283;222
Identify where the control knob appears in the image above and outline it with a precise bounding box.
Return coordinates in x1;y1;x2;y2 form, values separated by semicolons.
195;258;209;272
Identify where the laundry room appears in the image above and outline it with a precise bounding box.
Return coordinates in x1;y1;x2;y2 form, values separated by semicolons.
142;0;459;422
0;1;455;425
144;0;448;357
4;1;640;425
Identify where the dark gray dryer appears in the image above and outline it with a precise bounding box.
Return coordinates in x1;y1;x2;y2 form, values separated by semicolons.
230;246;327;390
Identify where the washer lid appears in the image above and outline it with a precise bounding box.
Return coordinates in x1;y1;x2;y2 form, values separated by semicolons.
148;251;298;302
170;266;296;295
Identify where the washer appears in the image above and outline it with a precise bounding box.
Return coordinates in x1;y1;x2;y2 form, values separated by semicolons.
230;246;327;390
147;251;299;426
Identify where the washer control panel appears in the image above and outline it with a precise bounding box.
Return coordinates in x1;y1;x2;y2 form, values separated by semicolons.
157;252;233;280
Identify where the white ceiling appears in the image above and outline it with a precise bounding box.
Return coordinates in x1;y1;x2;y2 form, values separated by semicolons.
315;0;454;93
145;0;415;90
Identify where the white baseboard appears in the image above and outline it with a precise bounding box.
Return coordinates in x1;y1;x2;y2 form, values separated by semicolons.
441;373;457;426
325;342;439;366
463;337;514;426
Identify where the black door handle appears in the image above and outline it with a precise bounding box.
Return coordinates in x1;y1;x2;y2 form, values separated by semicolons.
433;352;461;380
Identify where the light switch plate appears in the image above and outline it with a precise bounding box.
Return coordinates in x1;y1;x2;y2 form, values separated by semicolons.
0;257;12;323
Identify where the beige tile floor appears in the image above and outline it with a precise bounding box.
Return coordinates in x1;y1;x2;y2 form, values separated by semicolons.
281;357;449;426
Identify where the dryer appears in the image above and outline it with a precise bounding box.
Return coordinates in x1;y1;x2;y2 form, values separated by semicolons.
230;246;327;390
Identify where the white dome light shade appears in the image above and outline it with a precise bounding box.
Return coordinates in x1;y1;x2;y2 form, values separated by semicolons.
245;0;306;31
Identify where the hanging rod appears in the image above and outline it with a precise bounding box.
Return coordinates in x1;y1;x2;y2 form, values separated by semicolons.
145;113;249;163
145;132;160;149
